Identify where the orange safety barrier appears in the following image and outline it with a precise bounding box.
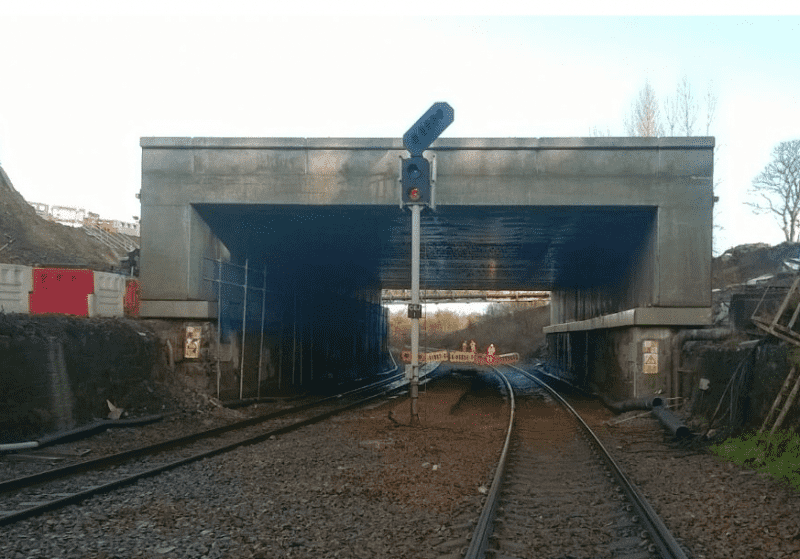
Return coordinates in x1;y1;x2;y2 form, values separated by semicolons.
425;350;449;362
495;353;521;364
449;351;475;364
474;352;519;366
399;350;520;365
400;350;449;364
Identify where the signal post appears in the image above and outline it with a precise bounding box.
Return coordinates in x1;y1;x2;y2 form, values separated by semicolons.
400;102;454;426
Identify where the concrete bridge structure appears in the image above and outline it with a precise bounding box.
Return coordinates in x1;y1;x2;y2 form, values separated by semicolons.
139;136;714;400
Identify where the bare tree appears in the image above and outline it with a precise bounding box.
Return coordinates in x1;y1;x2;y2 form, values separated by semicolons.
664;94;678;136
701;81;721;250
663;75;718;137
747;139;800;242
624;80;663;137
589;125;612;137
676;75;698;136
704;82;718;136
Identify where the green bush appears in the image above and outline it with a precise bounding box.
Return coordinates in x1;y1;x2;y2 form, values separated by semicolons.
710;430;800;490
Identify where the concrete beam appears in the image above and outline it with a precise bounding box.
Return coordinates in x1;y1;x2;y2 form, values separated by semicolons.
140;300;218;319
543;307;711;334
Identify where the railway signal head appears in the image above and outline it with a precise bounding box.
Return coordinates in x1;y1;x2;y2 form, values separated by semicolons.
403;102;455;156
401;156;430;205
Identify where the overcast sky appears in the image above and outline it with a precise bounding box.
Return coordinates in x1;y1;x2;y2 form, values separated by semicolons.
0;3;798;256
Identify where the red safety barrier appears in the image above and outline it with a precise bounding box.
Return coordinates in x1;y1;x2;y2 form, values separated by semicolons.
29;268;94;316
399;350;520;365
124;279;141;317
496;353;520;364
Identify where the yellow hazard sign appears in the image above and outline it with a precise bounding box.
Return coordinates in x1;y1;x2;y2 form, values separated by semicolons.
185;326;201;359
643;340;658;374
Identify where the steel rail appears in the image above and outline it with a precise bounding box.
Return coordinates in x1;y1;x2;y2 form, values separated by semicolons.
508;363;690;559
0;369;405;495
462;367;516;559
0;371;425;528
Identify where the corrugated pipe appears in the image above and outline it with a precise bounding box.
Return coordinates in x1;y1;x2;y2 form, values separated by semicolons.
652;404;691;438
670;328;734;399
0;415;163;453
598;394;664;413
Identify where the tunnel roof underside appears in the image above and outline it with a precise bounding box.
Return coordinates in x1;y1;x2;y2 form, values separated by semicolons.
194;203;656;292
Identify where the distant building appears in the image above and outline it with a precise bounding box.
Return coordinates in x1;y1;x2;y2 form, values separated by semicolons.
27;201;140;236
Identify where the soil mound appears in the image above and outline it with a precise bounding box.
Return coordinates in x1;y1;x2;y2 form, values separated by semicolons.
713;242;800;289
0;165;118;270
0;314;163;441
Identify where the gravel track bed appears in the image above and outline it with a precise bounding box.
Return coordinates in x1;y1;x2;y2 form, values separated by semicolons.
489;385;648;559
1;375;502;559
571;394;800;559
0;401;304;482
6;368;799;559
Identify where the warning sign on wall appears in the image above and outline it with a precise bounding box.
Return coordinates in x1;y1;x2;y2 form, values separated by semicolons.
643;340;659;374
185;326;201;359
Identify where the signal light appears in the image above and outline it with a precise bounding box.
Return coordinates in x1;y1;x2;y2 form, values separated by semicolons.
402;156;430;205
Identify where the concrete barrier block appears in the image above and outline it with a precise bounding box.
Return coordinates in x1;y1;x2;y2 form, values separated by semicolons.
90;271;126;317
0;263;32;314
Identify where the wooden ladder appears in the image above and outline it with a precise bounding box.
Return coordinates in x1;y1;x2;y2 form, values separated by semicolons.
759;365;800;435
752;275;800;345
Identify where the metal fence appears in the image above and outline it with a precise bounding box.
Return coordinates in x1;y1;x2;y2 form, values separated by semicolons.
203;257;278;400
203;257;390;400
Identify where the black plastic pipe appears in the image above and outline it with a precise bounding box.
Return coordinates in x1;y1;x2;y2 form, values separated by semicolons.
599;394;664;414
1;415;164;452
651;405;691;438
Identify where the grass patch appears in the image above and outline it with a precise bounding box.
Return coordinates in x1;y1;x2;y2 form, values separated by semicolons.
710;430;800;490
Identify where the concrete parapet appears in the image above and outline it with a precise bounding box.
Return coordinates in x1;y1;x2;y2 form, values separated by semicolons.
544;307;711;333
0;263;32;314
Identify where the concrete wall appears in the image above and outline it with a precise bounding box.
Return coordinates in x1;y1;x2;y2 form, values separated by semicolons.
143;287;388;399
140;203;228;304
549;326;675;400
550;210;660;323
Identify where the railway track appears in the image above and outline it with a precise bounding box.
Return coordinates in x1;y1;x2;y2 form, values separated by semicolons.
463;364;691;559
0;367;431;527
